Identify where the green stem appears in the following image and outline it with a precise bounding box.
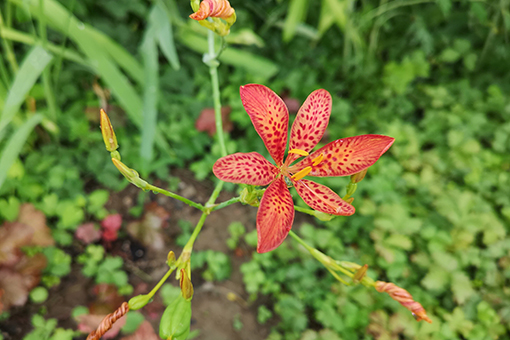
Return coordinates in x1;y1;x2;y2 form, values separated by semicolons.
146;183;205;212
207;30;228;157
147;267;175;300
206;181;224;206
211;196;242;211
182;212;208;253
294;205;317;217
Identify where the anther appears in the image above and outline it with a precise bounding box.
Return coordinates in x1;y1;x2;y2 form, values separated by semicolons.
288;149;309;157
312;153;324;166
291;166;312;181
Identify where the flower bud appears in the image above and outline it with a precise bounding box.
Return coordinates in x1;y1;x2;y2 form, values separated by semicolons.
111;158;149;189
128;294;151;310
189;0;236;36
350;169;368;183
179;269;194;301
167;251;176;267
352;264;368;284
159;294;192;340
240;187;259;207
100;109;118;152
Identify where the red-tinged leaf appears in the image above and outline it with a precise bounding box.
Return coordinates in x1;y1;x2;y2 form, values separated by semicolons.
120;321;159;340
289;135;395;177
213;152;278;186
126;202;170;251
195;106;233;136
17;203;54;247
287;89;332;164
256;177;295;253
101;214;122;231
0;222;33;266
240;84;289;166
75;223;102;244
294;179;355;216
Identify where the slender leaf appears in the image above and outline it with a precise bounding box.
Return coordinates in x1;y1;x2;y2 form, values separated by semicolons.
153;1;180;70
283;0;309;42
0;46;52;134
0;114;42;189
140;25;159;171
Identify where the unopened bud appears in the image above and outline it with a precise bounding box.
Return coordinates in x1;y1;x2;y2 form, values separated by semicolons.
179;269;194;300
128;294;151;310
345;197;354;204
351;169;367;183
100;109;118;152
111;158;149;189
159;294;192;340
167;251;176;267
240;187;259;207
353;264;368;284
189;0;236;36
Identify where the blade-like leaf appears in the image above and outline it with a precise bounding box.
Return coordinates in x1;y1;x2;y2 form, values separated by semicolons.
257;177;295;253
289;134;395;177
0;46;52;134
283;0;310;42
240;84;289;166
213;152;278;186
294;179;354;216
0;114;43;189
140;25;159;170
153;1;180;70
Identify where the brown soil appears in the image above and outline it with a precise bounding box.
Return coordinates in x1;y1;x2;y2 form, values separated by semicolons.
0;169;277;340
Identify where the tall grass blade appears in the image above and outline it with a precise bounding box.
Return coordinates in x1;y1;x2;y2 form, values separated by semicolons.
283;0;309;42
0;114;42;189
140;26;159;172
153;1;180;70
0;45;52;134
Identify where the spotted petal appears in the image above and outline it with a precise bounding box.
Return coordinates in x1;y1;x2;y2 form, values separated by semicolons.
240;84;289;166
289;134;395;177
294;179;355;216
287;89;332;165
213;152;278;186
256;176;295;253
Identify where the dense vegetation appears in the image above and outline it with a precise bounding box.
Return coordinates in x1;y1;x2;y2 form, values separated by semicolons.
0;0;509;339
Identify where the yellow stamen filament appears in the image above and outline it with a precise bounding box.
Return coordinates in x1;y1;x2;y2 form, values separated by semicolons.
291;166;312;181
312;153;324;166
288;149;309;157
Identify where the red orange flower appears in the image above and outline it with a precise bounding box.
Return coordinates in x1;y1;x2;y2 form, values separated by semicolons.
213;84;394;253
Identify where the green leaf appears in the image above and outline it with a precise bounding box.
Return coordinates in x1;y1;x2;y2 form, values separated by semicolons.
283;0;309;42
451;272;475;304
384;234;413;250
121;312;145;334
153;1;180;70
0;114;43;189
0;46;52;134
0;196;20;221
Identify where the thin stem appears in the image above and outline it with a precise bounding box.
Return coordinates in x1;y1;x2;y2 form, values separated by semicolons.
288;230;315;252
146;183;205;212
294;205;316;217
146;267;175;300
182;212;208;253
207;30;228;157
206;181;224;206
211;196;242;211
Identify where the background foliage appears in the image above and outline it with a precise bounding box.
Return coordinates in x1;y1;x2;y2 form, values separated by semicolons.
1;0;509;339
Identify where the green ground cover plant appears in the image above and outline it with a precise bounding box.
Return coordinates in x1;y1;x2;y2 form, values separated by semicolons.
0;0;509;339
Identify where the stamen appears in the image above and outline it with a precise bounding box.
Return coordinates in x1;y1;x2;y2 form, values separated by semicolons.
312;153;324;166
291;166;312;181
288;149;309;157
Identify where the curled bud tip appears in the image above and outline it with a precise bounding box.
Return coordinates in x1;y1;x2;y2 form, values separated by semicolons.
167;251;176;266
190;0;235;21
111;158;137;181
375;281;432;323
179;269;194;300
100;109;118;152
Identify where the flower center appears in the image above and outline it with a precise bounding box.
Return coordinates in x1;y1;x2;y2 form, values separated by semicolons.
285;149;325;181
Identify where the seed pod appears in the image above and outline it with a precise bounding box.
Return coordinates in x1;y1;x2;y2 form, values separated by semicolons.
128;294;151;310
159;294;192;340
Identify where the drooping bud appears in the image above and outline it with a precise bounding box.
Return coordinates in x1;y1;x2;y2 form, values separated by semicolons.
375;281;432;323
352;264;368;284
179;269;194;301
351;169;368;183
159;294;192;340
111;158;149;189
100;109;118;152
128;294;151;310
